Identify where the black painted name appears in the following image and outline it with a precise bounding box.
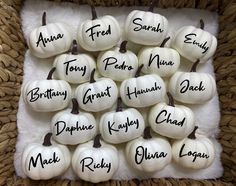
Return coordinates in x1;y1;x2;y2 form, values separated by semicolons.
148;53;174;68
180;80;206;93
36;32;64;47
155;110;185;127
103;57;134;71
80;157;111;173
63;59;86;76
132;18;164;33
85;24;111;41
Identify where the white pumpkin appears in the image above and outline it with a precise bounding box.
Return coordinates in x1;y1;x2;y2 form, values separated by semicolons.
28;12;72;58
72;134;119;183
53;40;96;84
21;133;70;180
23;67;72;112
120;64;166;108
78;6;121;51
172;126;215;169
51;98;97;145
149;92;195;139
126;127;172;172
75;69;118;112
124;1;168;45
168;60;216;104
172;19;217;63
97;41;139;81
138;37;180;77
99;97;145;144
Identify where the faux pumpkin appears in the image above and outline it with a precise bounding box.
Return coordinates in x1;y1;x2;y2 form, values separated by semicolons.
21;133;70;180
124;0;168;46
53;40;96;84
126;127;172;172
23;67;72;112
75;69;118;112
51;98;97;145
172;126;215;169
120;64;166;108
97;41;139;81
28;12;72;58
168;60;216;104
138;37;180;77
78;6;121;51
99;97;145;144
72;134;119;183
172;19;217;63
149;92;195;139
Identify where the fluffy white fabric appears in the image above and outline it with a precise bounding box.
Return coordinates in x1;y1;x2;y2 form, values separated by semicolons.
14;0;223;180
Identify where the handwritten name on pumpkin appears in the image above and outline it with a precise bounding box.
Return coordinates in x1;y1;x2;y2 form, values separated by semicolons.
180;80;206;93
36;32;64;47
85;24;111;41
103;57;134;71
63;59;86;76
132;18;164;33
80;157;111;173
148;53;174;68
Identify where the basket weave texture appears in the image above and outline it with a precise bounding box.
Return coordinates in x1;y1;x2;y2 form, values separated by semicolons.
0;0;235;185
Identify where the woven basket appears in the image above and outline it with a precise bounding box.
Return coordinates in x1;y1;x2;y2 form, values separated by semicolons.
0;0;235;185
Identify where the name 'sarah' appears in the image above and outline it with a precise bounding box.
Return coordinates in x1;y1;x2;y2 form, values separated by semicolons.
132;18;164;33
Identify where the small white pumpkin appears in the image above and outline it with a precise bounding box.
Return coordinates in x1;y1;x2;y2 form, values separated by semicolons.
149;92;195;139
23;67;72;112
99;97;145;144
172;19;217;63
120;64;166;108
28;12;72;58
168;60;217;104
126;127;172;172
72;134;119;183
124;1;168;46
22;133;70;180
51;98;97;145
53;40;96;84
172;126;215;169
75;69;118;112
138;37;180;77
78;6;121;51
97;41;139;81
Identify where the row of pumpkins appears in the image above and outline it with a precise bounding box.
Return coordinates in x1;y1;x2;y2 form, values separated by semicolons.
21;1;217;183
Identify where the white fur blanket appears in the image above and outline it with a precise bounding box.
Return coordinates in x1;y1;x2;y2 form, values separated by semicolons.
14;0;223;180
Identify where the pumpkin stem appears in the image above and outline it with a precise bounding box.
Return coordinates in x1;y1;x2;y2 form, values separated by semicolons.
42;132;52;146
119;41;128;53
160;37;170;47
42;12;46;26
143;126;152;139
148;0;158;12
135;64;144;78
116;97;123;112
71;40;78;55
71;98;79;114
200;19;204;30
90;69;96;83
190;59;200;72
93;134;101;148
188;126;198;139
91;6;97;20
167;92;175;107
47;67;56;80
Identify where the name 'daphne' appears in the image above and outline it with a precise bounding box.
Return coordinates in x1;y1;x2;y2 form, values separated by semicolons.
63;59;86;76
180;80;206;94
184;33;209;54
85;24;111;41
126;82;162;100
80;157;111;173
36;32;64;47
132;18;164;33
107;117;139;135
27;87;67;102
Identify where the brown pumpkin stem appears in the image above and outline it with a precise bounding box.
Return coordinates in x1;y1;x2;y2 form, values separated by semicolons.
71;40;78;55
116;97;123;112
148;0;158;12
143;126;152;139
42;12;46;26
167;92;175;107
160;37;170;47
71;98;79;114
47;67;56;80
200;19;204;30
135;64;144;78
90;69;96;83
188;126;198;139
42;133;52;146
93;134;101;148
190;59;200;72
119;41;128;53
91;6;97;20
